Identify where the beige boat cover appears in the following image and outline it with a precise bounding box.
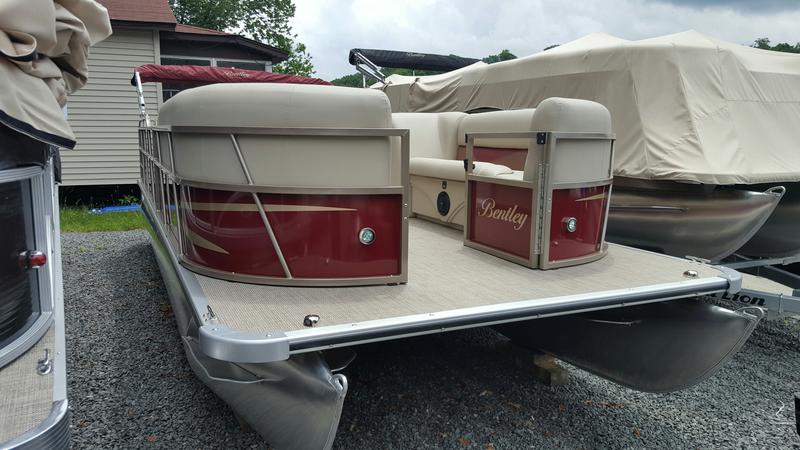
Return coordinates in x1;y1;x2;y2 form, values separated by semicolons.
0;0;111;148
379;31;800;185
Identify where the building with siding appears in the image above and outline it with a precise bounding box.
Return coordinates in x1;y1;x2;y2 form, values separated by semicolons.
64;0;287;186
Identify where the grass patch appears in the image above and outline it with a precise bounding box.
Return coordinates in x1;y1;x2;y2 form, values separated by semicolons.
60;207;146;233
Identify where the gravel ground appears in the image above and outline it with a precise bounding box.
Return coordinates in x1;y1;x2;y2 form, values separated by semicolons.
64;230;800;449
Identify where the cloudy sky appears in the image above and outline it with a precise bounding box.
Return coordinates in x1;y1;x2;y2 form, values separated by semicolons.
290;0;800;80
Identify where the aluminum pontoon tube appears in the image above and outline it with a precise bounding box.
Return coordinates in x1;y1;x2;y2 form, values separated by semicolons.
496;299;763;393
738;182;800;258
607;181;784;262
183;338;347;450
142;200;348;450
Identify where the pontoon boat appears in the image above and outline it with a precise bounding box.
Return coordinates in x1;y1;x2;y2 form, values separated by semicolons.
0;1;111;448
134;65;765;449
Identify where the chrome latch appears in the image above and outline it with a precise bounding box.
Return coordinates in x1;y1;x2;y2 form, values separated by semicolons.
37;349;52;375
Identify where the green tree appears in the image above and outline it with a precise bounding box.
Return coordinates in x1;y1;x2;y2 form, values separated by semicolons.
168;0;315;76
330;73;365;88
752;37;800;53
482;49;517;64
273;42;314;76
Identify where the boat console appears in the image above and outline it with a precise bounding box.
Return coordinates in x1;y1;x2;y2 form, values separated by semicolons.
140;83;409;286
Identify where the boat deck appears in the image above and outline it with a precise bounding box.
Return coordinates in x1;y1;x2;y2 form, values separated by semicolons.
177;219;733;361
740;272;795;295
200;219;721;332
0;326;54;443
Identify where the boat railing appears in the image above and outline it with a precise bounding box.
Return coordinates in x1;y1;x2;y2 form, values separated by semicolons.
138;124;411;286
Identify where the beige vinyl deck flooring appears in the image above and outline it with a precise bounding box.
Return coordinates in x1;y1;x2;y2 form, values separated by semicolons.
740;272;796;295
0;326;54;442
196;219;724;334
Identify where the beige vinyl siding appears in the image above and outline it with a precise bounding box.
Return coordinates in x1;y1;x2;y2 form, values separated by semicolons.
63;29;161;186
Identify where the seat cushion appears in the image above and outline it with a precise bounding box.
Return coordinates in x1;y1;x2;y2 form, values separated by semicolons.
392;112;466;159
411;157;513;180
457;109;537;149
531;97;611;134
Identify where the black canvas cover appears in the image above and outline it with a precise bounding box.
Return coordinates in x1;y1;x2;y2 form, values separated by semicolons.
349;48;479;72
0;123;51;171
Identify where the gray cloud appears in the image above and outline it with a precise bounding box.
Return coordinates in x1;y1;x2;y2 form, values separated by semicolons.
291;0;800;80
655;0;799;12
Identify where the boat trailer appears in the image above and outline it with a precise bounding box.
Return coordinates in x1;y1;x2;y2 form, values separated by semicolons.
715;254;800;320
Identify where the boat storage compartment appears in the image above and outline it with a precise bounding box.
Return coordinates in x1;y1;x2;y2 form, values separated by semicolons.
145;83;409;286
464;98;614;269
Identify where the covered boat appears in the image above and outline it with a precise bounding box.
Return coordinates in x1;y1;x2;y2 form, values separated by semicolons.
0;1;111;448
376;31;800;261
135;67;764;448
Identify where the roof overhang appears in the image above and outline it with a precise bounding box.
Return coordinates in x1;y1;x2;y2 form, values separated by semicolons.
160;30;289;63
110;19;176;31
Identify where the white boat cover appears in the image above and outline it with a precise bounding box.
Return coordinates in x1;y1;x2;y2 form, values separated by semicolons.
379;31;800;185
0;0;111;148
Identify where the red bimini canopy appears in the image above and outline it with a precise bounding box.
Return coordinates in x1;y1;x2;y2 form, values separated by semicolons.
131;64;331;86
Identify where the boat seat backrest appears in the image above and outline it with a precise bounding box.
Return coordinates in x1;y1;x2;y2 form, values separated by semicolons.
391;112;467;160
457;109;537;149
456;109;537;172
157;83;398;188
526;97;612;183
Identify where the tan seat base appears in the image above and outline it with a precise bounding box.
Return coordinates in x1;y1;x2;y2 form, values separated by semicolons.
410;175;466;228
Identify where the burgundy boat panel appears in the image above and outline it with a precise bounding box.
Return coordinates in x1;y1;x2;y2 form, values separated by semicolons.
183;188;285;277
182;187;403;279
468;180;532;259
456;146;527;171
133;64;332;87
548;185;609;263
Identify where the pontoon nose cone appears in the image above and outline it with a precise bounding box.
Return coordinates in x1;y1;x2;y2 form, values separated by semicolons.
496;299;762;393
183;338;347;450
607;185;784;262
739;183;800;258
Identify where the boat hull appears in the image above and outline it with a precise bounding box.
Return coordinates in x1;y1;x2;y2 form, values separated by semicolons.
607;180;784;261
738;182;800;258
496;299;762;393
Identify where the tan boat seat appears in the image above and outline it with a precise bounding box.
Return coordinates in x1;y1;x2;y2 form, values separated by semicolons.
410;157;514;181
456;109;537;170
393;112;466;160
391;112;467;227
464;97;614;269
157;83;397;187
523;97;612;183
